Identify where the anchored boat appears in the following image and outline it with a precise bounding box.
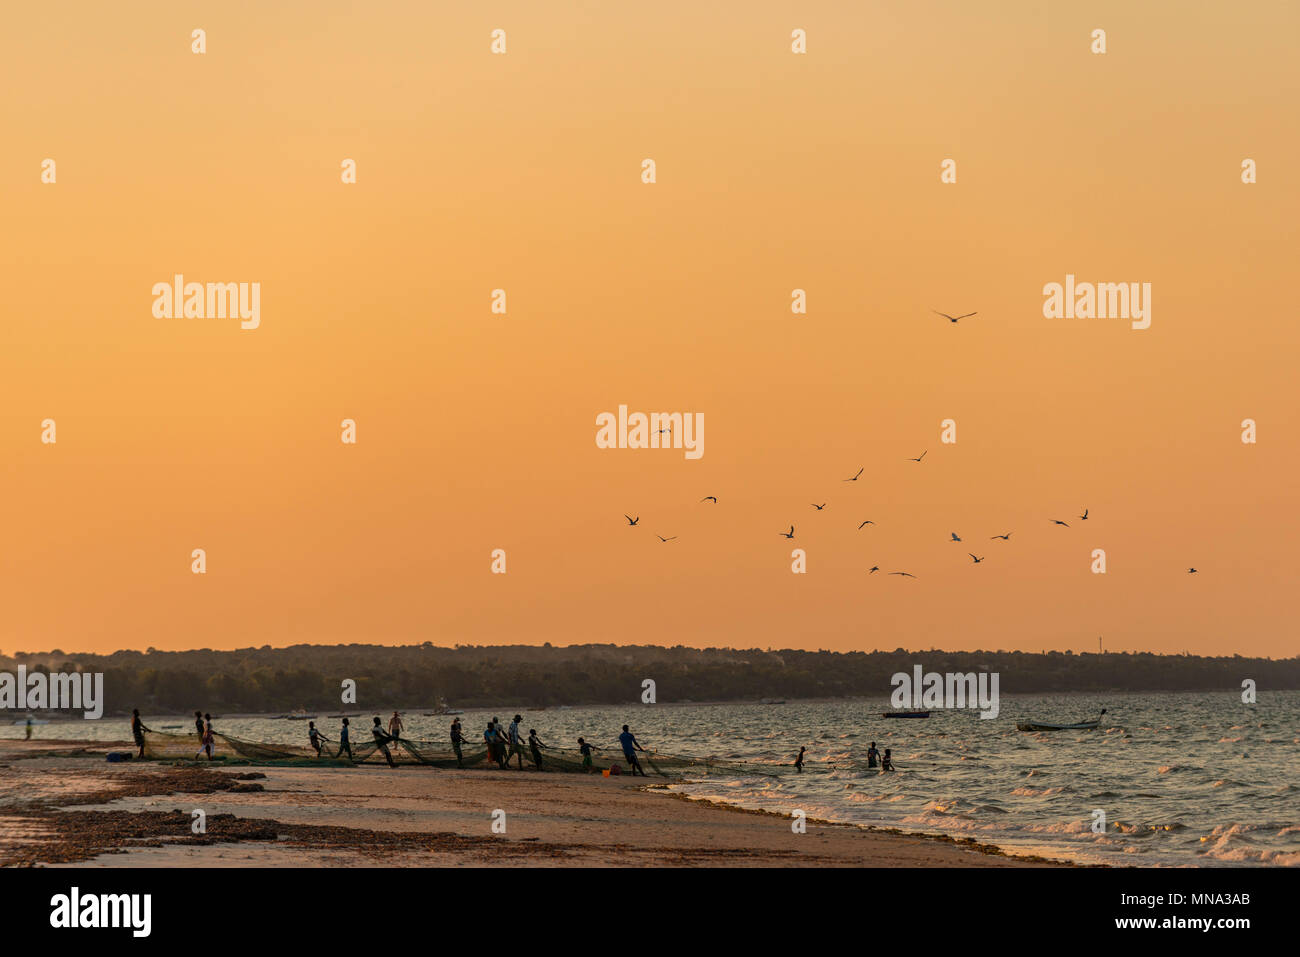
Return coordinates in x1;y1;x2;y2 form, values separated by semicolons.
881;710;930;718
1017;708;1106;732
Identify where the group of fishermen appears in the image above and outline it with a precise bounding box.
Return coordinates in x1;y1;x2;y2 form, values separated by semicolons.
133;707;652;774
129;709;216;760
295;712;652;775
131;708;893;774
144;707;647;774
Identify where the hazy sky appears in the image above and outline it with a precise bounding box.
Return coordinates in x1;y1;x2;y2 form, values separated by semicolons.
2;1;1297;656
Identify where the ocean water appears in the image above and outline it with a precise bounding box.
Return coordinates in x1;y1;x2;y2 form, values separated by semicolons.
6;690;1297;867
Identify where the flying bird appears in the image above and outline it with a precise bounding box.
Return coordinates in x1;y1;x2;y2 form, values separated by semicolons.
908;451;928;463
657;535;677;543
969;554;985;564
1079;508;1089;520
1187;567;1198;574
1051;520;1070;527
868;566;880;574
889;572;917;578
811;503;826;510
950;532;962;542
625;515;640;526
844;468;864;482
779;526;795;539
700;496;717;503
933;310;977;323
858;521;875;529
990;533;1012;540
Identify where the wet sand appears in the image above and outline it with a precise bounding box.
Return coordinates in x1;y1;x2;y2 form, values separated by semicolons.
0;740;1065;867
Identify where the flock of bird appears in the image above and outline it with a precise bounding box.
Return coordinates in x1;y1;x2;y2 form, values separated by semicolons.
626;472;1200;577
621;309;1199;575
625;469;1107;579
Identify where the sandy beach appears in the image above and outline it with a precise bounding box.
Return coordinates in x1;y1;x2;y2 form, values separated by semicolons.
0;739;1064;867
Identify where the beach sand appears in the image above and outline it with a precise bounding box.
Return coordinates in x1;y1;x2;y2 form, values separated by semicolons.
0;740;1063;867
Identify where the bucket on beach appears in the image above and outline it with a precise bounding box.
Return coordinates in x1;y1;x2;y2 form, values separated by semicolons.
602;768;610;777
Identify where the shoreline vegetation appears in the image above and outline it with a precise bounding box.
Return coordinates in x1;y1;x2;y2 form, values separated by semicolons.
0;739;1068;868
1;644;1295;717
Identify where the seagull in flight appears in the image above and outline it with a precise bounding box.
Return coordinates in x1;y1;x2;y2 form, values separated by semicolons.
844;468;864;482
700;496;717;503
657;535;677;543
1051;520;1070;527
950;532;962;542
1187;567;1198;574
779;526;795;539
858;520;875;530
889;571;917;578
624;515;640;526
969;554;985;564
933;310;977;323
868;566;880;574
1079;508;1089;521
990;533;1012;540
811;503;826;510
908;451;928;463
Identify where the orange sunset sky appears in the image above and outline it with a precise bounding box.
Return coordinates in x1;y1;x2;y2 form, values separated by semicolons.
2;2;1297;657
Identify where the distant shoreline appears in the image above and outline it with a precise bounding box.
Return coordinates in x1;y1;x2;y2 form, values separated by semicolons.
6;643;1296;721
0;687;1278;725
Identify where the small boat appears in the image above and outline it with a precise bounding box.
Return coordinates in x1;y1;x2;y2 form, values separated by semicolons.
882;711;930;718
424;698;464;716
1017;709;1106;732
423;698;464;717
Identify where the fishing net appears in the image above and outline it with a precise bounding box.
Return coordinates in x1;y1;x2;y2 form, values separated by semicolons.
137;728;787;778
140;728;483;767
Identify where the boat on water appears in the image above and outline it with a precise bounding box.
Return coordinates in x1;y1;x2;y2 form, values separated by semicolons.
424;698;464;716
285;709;317;721
881;711;930;718
1017;708;1106;732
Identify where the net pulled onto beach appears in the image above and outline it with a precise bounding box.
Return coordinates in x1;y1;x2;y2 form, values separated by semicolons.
138;728;786;778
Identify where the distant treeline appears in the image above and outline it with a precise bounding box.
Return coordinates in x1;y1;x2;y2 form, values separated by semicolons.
2;644;1295;717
